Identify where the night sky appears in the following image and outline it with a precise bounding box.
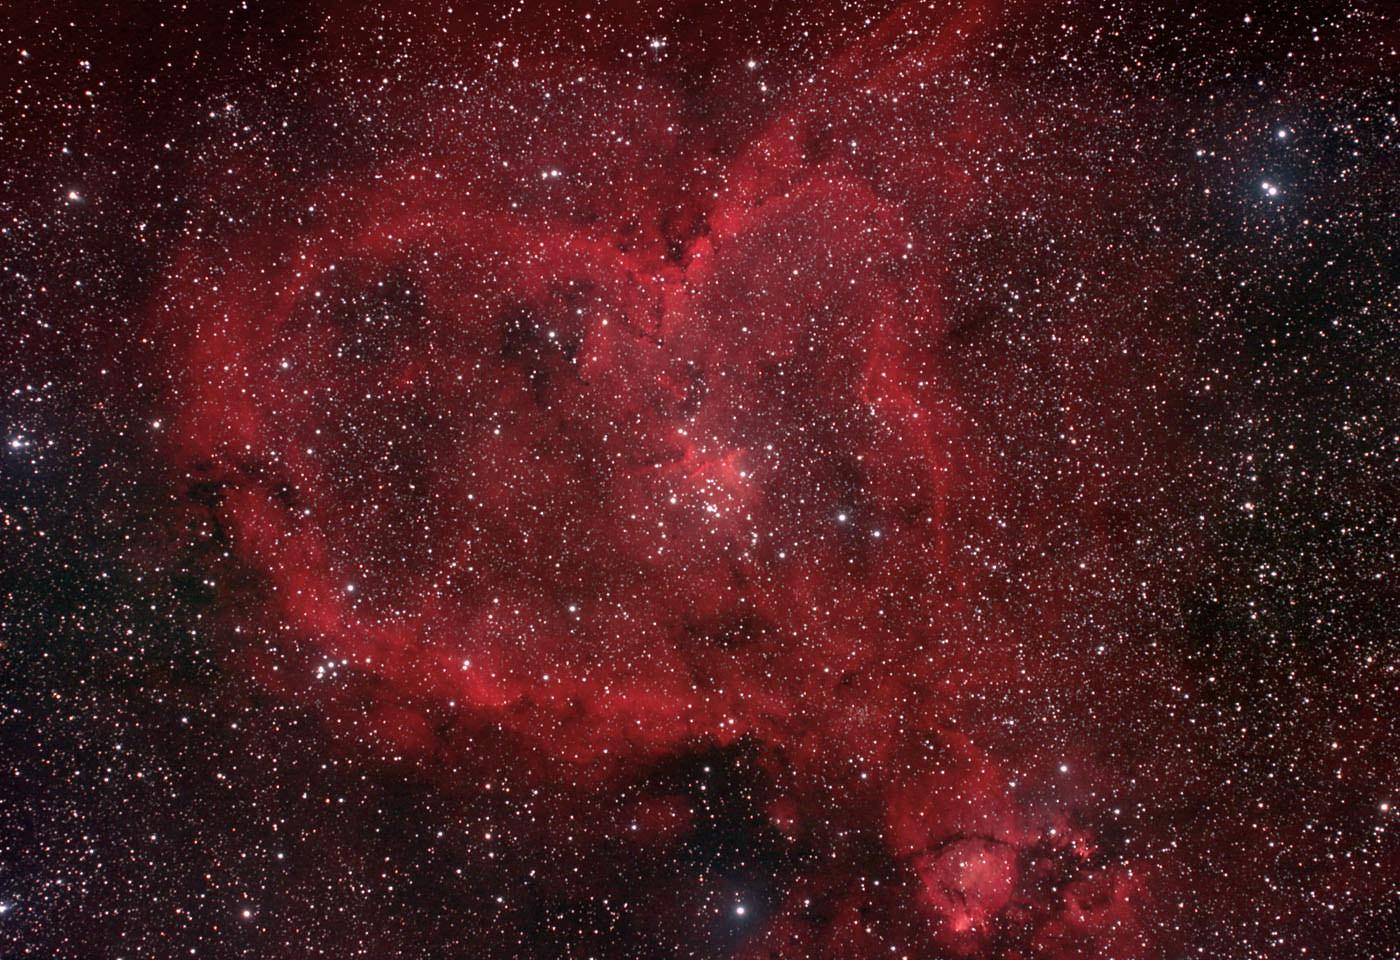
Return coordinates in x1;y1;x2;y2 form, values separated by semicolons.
1;2;1397;958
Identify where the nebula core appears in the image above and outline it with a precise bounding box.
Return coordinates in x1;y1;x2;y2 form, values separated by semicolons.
2;1;1396;958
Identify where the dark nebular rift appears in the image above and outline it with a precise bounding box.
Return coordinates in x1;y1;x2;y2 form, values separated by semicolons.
499;303;568;403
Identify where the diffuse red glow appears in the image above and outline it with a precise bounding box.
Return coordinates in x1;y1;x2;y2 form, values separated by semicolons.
156;4;1202;955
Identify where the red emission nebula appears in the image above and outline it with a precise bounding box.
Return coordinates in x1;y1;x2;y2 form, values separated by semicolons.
115;2;1391;957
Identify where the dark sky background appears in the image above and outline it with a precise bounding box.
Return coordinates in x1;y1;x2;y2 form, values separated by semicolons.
1;2;1396;958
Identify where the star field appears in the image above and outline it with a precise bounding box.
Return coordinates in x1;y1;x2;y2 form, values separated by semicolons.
1;2;1397;958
